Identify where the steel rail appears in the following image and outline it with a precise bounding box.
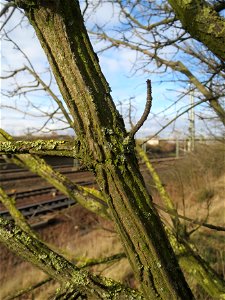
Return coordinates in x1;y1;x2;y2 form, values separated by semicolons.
0;164;74;174
0;169;88;182
0;157;180;182
0;195;75;219
0;180;96;219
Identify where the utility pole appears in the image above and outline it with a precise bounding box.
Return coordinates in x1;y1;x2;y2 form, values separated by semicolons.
176;137;179;158
188;87;195;152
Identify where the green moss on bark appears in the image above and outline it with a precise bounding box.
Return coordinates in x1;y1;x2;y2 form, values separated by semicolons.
0;217;144;299
11;1;195;299
0;187;36;238
0;140;75;157
168;0;225;61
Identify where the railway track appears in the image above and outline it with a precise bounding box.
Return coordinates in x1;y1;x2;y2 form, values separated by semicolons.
0;167;80;182
0;180;96;220
0;156;180;221
0;196;75;219
7;186;57;199
0;156;179;182
6;180;94;199
0;164;73;174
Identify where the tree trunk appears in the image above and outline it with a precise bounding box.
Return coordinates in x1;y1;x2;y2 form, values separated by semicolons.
138;145;225;299
14;1;194;298
0;129;109;219
167;0;225;61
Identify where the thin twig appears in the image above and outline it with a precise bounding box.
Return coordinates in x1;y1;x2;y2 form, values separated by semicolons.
0;1;14;18
0;6;16;31
82;0;89;16
0;67;26;79
79;253;127;268
129;79;152;139
154;203;225;232
5;278;52;300
141;98;205;145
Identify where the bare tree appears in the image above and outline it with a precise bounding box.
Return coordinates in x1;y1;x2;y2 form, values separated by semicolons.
0;28;73;135
86;0;225;130
1;0;195;299
0;0;224;299
1;0;225;138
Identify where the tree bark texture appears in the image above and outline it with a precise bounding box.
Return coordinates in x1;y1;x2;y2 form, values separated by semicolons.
0;187;37;238
13;1;194;299
0;140;75;157
1;129;224;298
0;217;143;299
167;0;225;61
0;129;109;219
138;145;225;299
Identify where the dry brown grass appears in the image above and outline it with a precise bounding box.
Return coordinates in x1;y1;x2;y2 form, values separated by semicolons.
0;205;133;300
147;142;225;299
1;142;224;299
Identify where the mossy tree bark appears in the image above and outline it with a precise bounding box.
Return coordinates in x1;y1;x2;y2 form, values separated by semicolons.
0;129;110;219
0;140;75;157
1;130;224;298
167;0;225;61
90;32;225;126
10;1;194;298
0;217;143;299
0;187;37;238
137;145;225;299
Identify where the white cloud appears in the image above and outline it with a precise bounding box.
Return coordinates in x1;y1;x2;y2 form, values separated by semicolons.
1;2;209;139
83;1;121;28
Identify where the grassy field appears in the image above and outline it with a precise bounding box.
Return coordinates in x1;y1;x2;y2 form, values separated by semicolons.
1;142;224;299
151;143;225;299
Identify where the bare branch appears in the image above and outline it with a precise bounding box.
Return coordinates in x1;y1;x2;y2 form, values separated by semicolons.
0;139;76;157
25;66;74;129
3;30;35;71
0;67;26;79
0;1;15;18
168;0;225;61
89;4;225;126
82;0;89;16
0;6;16;31
0;217;143;299
78;252;127;268
154;203;225;232
5;278;52;300
214;1;225;12
129;79;152;139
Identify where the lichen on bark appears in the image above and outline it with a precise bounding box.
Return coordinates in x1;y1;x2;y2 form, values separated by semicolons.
3;0;195;299
0;187;37;238
0;140;75;157
0;129;111;219
0;217;144;299
167;0;225;61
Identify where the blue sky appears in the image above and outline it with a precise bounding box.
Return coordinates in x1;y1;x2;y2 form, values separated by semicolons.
1;1;220;138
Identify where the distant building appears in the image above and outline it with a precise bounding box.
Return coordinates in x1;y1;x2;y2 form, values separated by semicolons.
146;137;159;146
